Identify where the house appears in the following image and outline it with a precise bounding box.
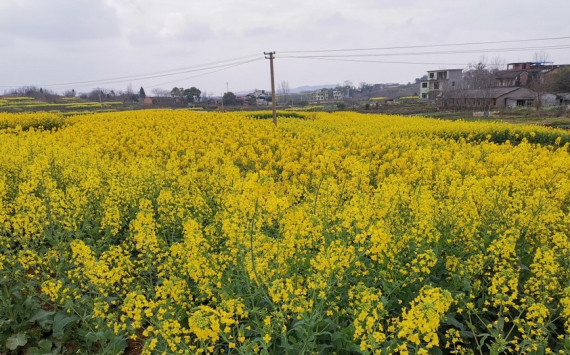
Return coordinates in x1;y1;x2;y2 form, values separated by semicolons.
313;89;329;101
557;93;570;107
141;97;183;105
332;90;343;100
247;90;270;106
495;62;569;87
443;87;541;109
420;69;463;100
235;94;248;105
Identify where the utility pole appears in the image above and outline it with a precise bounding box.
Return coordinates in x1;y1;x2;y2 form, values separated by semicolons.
264;51;277;126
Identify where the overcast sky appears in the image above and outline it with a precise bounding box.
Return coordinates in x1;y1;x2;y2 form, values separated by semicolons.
1;0;570;95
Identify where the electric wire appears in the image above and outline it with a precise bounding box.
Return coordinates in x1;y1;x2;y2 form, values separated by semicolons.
279;57;468;66
0;53;262;88
146;58;262;89
279;35;570;54
3;35;570;91
44;57;263;90
277;44;570;59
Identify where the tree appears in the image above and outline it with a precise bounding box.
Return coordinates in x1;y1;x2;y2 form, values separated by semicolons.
278;81;290;105
151;88;170;97
528;51;555;109
223;92;236;105
533;51;550;63
553;67;570;92
455;56;504;111
528;71;555;110
87;88;112;101
171;87;183;99
139;87;146;98
126;83;134;96
358;82;374;93
63;89;76;97
183;87;201;103
415;75;428;84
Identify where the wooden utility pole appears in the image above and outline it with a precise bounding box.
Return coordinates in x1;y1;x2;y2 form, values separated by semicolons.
264;51;277;126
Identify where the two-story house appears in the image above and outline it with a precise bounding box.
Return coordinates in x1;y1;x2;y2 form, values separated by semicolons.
313;89;329;101
332;90;343;100
419;69;463;100
494;62;568;87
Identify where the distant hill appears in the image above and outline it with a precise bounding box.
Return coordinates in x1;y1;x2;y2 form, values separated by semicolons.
289;85;337;93
235;84;337;95
234;83;418;99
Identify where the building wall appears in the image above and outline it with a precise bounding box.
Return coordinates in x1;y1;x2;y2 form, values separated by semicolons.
419;81;429;100
312;90;329;101
520;72;529;86
446;98;502;108
421;69;463;101
541;93;557;107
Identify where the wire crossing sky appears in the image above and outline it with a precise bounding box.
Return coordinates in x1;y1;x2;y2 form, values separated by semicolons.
1;0;569;94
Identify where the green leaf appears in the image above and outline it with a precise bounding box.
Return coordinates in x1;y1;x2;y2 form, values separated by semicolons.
6;333;28;350
52;313;78;339
444;314;465;331
497;317;504;331
29;309;55;329
459;330;474;339
97;335;127;355
38;339;53;352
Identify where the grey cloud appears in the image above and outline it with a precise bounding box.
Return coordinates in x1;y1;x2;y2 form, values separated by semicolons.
0;0;119;42
243;26;279;37
126;28;162;46
127;23;213;46
1;0;569;94
177;23;214;42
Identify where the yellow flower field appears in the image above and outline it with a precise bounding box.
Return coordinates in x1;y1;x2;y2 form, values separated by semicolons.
1;110;570;354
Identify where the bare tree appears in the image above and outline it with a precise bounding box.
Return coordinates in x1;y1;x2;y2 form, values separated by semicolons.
460;56;499;111
63;89;76;97
527;51;555;109
151;88;170;97
278;81;290;105
533;51;550;63
126;83;133;95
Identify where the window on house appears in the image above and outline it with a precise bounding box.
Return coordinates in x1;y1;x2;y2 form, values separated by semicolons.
422;93;427;98
493;99;497;106
429;73;434;79
422;82;427;88
434;82;440;90
452;81;455;86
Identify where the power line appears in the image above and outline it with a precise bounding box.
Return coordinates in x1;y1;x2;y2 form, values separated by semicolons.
279;35;570;54
3;35;570;91
277;44;570;59
44;58;263;90
0;53;262;88
146;58;262;89
280;57;467;66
